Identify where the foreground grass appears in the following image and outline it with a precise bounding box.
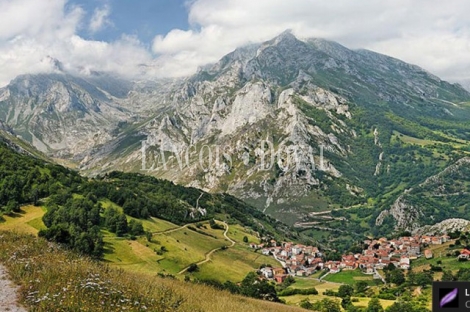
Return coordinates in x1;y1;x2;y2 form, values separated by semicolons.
0;232;305;312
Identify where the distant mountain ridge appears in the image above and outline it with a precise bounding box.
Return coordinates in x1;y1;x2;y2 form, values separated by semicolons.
1;31;470;234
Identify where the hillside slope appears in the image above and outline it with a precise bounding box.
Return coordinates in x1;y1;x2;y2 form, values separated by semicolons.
1;31;469;234
0;231;304;312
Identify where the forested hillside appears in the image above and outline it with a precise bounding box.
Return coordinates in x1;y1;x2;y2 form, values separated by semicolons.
0;142;290;257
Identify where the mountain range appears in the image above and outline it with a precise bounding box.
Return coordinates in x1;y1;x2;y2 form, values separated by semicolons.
1;31;470;236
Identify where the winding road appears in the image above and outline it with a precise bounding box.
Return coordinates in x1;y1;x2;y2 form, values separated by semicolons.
177;220;235;275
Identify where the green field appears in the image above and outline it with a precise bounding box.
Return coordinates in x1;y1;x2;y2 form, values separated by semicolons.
0;206;276;283
191;244;279;282
0;205;45;234
225;223;260;244
412;242;470;273
322;269;380;285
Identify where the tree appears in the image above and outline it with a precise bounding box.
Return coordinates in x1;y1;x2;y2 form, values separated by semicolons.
145;231;153;242
384;263;396;272
115;214;128;237
311;298;341;312
355;280;368;294
240;272;279;302
300;299;314;310
367;298;384;312
387;269;405;285
338;284;354;298
4;200;20;215
341;296;352;309
412;272;433;287
129;219;144;236
441;270;455;281
386;302;415;312
187;263;199;273
243;236;249;243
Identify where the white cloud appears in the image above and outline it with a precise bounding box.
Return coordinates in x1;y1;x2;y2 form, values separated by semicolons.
89;4;112;33
0;0;469;88
0;0;152;87
153;0;470;83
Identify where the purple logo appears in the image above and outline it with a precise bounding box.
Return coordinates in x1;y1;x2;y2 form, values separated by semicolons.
439;288;459;308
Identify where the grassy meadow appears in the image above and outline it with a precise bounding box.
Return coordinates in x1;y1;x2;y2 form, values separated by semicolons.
0;231;306;312
0;205;279;282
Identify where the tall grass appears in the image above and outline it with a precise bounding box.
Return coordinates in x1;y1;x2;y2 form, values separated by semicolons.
0;231;304;312
0;231;185;312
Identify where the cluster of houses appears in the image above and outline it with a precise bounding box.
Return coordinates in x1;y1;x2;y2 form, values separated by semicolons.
251;234;453;283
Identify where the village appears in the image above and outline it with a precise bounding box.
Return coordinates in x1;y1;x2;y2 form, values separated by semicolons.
249;233;463;284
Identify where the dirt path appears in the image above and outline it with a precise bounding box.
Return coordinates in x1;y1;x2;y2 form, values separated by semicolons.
0;265;27;312
178;221;235;274
153;223;190;235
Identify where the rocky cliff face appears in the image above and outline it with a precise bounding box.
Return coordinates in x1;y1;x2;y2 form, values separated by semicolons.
1;31;470;226
376;157;470;231
416;218;470;235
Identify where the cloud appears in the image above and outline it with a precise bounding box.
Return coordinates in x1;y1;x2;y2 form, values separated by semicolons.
0;0;469;88
0;0;152;87
89;4;112;33
153;0;470;83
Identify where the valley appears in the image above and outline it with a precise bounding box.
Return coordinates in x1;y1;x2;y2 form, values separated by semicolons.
0;30;470;312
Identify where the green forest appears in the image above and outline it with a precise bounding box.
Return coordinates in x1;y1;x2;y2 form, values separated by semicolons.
0;142;289;257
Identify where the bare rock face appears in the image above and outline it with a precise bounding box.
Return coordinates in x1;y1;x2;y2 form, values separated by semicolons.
376;194;424;232
0;74;132;156
2;31;470;224
377;157;470;231
417;219;470;235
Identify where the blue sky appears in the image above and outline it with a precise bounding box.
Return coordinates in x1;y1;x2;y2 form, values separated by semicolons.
0;0;469;88
73;0;189;45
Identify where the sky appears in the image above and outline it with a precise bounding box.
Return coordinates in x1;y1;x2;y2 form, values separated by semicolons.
0;0;469;88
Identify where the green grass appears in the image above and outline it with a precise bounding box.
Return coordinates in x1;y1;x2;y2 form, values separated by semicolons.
0;205;288;285
101;199;178;232
0;231;306;312
102;233;163;275
412;242;470;273
288;277;322;289
0;205;45;235
323;269;377;285
350;297;396;310
152;228;229;274
191;244;279;282
225;224;260;244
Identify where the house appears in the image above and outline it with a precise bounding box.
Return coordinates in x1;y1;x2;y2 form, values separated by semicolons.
460;249;470;256
342;260;357;270
431;237;443;245
261;248;270;256
260;267;273;279
458;249;470;260
329;266;340;273
272;267;286;276
296;270;307;277
292;245;302;255
424;250;433;259
399;256;410;270
409;243;420;255
274;274;288;283
304;246;313;255
421;236;432;244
